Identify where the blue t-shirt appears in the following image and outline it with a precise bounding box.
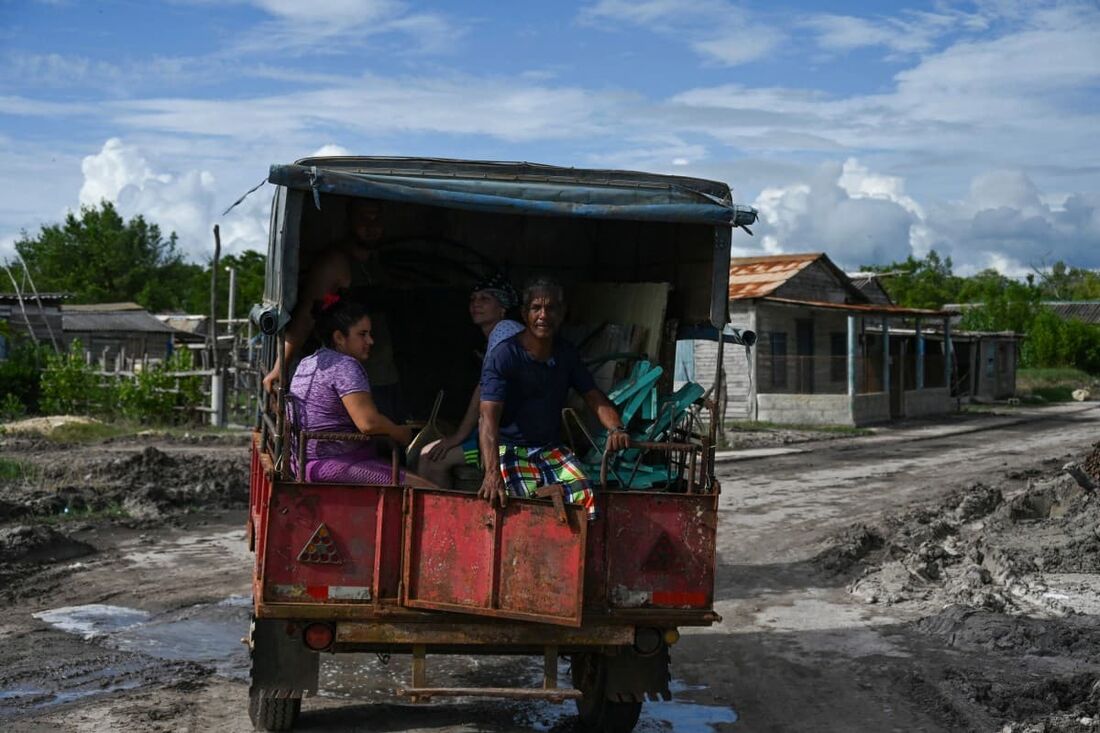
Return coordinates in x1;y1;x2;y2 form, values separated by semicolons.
480;335;596;447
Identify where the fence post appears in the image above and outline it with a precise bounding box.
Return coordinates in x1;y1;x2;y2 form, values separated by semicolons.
211;371;227;427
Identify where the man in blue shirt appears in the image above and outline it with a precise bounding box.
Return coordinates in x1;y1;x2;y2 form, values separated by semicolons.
478;277;630;520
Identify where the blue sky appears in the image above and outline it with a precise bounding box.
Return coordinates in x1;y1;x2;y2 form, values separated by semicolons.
1;0;1098;275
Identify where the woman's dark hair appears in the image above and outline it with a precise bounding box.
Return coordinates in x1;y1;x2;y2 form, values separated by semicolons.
311;290;370;348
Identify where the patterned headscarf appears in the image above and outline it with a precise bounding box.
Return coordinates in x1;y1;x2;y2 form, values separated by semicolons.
472;272;519;310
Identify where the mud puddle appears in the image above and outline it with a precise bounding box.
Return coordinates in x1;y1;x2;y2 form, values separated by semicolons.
33;596;251;678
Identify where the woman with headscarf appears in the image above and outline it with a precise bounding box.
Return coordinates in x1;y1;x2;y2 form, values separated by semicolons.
289;291;436;487
419;274;524;488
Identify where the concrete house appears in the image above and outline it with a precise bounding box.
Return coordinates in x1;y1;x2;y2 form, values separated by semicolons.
681;253;957;426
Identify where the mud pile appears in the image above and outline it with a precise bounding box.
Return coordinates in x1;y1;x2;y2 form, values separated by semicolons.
816;443;1100;731
816;467;1099;615
0;446;248;522
0;524;96;593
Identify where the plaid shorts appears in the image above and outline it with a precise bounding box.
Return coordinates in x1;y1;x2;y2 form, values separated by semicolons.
498;444;597;521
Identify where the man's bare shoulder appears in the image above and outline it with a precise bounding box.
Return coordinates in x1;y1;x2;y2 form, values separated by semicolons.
304;247;353;293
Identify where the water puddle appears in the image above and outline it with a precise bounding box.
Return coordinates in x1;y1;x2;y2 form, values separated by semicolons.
33;596;251;679
32;604;151;638
27;599;736;730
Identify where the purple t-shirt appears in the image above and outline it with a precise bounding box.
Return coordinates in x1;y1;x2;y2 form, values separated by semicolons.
289;347;372;460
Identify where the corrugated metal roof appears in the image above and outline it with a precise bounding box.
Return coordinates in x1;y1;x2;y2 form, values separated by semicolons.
63;302;144;312
762;296;955;317
63;308;178;334
728;253;823;300
1045;301;1100;324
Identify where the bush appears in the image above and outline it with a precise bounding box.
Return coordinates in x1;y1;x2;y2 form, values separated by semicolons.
40;341;114;415
0;335;49;413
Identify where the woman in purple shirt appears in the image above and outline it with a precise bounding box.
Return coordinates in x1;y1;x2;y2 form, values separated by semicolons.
289;292;435;487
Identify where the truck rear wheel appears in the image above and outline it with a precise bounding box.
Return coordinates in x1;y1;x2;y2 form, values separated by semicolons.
571;653;643;733
248;695;301;731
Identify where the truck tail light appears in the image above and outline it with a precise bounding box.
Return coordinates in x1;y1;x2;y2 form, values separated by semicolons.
303;622;335;651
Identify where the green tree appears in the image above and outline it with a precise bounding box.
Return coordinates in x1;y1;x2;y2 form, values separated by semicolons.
1036;261;1100;301
861;250;963;309
15;201;196;311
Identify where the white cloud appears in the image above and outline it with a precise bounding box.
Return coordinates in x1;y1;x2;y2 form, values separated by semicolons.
310;144;351;158
579;0;781;66
802;11;957;55
742;160;1100;275
747;160;918;269
79;139;266;260
233;0;462;56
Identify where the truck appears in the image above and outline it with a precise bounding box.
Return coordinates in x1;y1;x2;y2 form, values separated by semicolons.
247;156;758;732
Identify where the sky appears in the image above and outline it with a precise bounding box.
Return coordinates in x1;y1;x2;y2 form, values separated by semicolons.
1;0;1098;276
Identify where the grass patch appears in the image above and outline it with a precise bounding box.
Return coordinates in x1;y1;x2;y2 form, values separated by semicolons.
0;457;40;482
1016;367;1097;404
724;420;873;436
43;421;137;443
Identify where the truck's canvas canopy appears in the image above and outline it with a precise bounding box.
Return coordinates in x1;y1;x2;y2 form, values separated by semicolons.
269;158;758;227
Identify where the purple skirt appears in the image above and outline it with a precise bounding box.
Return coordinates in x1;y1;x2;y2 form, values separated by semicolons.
305;445;404;485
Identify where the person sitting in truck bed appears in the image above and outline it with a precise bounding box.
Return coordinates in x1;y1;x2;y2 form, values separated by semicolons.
289;291;435;487
418;273;525;488
264;197;403;421
477;277;629;520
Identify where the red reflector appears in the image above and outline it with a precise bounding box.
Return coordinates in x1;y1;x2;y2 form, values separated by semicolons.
303;623;334;651
651;591;707;607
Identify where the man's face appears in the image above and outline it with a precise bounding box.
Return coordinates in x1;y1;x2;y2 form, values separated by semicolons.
469;290;505;327
348;201;383;248
524;292;563;339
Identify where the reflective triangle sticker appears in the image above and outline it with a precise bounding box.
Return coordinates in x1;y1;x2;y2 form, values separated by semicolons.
642;531;682;572
297;523;343;565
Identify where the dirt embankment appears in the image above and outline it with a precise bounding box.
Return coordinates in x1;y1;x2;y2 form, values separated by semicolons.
0;435;248;601
815;442;1100;732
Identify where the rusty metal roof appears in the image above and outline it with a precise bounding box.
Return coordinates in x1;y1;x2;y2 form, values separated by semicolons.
763;296;955;317
728;253;824;300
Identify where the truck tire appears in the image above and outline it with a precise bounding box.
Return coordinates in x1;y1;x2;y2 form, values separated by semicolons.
571;653;643;733
248;695;300;731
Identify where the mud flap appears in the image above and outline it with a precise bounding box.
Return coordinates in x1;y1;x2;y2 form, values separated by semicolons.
603;646;671;703
249;618;320;698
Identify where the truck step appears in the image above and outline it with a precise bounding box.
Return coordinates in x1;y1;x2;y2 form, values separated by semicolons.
396;686;583;703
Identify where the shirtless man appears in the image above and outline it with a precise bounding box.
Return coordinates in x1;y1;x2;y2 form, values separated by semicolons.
262;197;402;418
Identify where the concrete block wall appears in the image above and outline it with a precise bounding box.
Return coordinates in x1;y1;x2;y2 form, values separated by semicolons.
755;304;851;394
852;393;890;425
756;393;853;426
903;387;951;417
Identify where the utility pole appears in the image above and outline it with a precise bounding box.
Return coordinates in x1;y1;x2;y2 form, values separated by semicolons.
209;226;226;427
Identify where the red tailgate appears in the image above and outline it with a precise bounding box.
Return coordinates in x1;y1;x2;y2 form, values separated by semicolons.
402;488;588;627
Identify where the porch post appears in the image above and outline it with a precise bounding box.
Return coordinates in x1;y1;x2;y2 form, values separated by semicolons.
882;316;890;396
943;317;953;394
915;318;925;390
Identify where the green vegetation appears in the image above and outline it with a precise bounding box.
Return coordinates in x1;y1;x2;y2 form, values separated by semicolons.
863;251;1100;374
38;341;206;425
1016;367;1097;404
0;457;39;482
13;201;264;318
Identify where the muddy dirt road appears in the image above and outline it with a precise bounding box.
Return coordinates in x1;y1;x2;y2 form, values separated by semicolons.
1;404;1098;732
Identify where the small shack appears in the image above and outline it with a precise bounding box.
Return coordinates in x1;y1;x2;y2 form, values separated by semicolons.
0;292;66;356
62;302;185;365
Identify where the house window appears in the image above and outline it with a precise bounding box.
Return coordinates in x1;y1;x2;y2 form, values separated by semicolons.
830;332;847;382
770;332;788;388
